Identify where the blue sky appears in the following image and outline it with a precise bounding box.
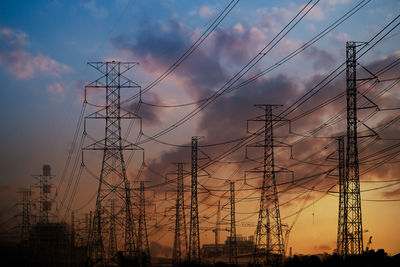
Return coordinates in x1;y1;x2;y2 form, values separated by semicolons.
1;0;400;255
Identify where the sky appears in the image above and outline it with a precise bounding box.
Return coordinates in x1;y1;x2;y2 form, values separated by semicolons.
0;0;400;257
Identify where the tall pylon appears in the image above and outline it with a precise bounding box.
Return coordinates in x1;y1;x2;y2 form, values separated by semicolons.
336;136;345;255
17;188;32;244
188;137;201;263
229;181;238;265
214;200;221;259
249;105;285;266
173;163;188;265
33;165;54;223
84;61;142;265
138;181;150;265
343;41;363;255
108;199;117;258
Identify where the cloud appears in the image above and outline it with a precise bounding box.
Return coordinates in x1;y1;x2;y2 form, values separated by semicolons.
82;0;108;19
126;93;163;126
108;12;400;201
327;0;350;6
0;26;72;79
306;5;325;21
46;82;65;101
382;187;400;198
199;6;215;18
302;45;337;70
110;19;228;98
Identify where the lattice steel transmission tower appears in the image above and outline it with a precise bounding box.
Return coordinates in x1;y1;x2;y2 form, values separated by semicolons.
84;61;142;266
17;188;32;244
229;181;238;265
108;199;117;258
215;200;221;248
248;105;285;266
173;163;188;265
33;165;54;223
343;41;363;255
336;137;345;255
137;181;150;265
188;137;201;263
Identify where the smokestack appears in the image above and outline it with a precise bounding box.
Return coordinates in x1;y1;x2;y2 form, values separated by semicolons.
43;165;51;176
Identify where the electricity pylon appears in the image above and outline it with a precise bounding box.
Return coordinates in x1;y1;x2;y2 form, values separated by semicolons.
343;41;363;255
248;105;287;266
33;165;54;223
229;181;238;265
173;163;188;265
17;188;32;245
138;181;150;266
108;199;117;258
336;136;345;255
214;200;221;260
188;137;201;263
84;61;142;266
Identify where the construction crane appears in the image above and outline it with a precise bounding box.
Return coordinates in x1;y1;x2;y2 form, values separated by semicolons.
284;191;314;257
365;236;373;251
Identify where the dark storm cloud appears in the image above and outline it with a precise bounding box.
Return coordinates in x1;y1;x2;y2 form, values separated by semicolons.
111;20;187;65
125;93;163;126
303;45;337;70
110;19;228;98
111;17;400;195
199;74;300;141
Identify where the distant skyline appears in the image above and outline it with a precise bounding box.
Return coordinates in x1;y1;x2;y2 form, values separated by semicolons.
0;0;399;256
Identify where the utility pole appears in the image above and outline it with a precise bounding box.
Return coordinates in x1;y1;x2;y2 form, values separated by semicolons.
84;61;142;265
249;105;285;266
17;188;32;245
173;163;188;265
138;181;150;266
188;137;201;264
337;136;345;255
343;41;363;255
229;181;238;265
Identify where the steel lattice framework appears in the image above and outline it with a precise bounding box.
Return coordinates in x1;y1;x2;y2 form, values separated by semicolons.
137;181;150;265
229;181;238;265
248;105;285;266
17;188;32;245
188;137;201;263
343;42;363;255
337;136;345;255
33;165;54;224
84;61;142;266
173;163;188;265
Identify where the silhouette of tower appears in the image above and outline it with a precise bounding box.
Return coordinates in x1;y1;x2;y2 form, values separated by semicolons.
215;200;220;250
249;105;285;265
343;41;363;255
84;61;141;265
173;163;188;265
17;188;32;244
229;181;238;265
188;137;201;263
337;136;345;255
138;181;150;265
108;199;117;258
33;165;54;223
